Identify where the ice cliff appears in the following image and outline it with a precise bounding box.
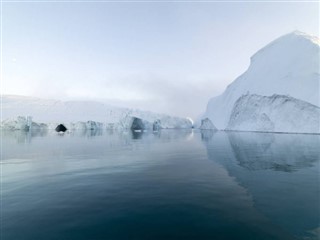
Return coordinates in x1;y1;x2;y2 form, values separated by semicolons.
227;94;320;134
200;31;320;133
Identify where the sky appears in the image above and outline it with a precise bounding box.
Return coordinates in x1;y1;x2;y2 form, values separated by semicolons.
1;1;319;119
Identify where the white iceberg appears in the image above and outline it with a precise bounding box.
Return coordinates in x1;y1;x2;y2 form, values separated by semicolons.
200;31;320;133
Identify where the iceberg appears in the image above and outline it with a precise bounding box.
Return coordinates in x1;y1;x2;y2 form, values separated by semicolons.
200;31;320;133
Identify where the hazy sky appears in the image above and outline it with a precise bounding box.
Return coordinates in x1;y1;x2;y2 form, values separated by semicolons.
2;1;319;119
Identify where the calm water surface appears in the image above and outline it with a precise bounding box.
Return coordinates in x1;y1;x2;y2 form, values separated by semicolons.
2;130;320;240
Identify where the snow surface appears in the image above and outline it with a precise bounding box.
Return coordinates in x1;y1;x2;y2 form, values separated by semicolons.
200;31;320;131
226;94;320;134
1;95;193;130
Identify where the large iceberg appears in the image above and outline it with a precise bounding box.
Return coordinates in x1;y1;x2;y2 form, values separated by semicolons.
200;31;320;133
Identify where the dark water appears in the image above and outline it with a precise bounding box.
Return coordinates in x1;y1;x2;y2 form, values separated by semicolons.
2;129;320;240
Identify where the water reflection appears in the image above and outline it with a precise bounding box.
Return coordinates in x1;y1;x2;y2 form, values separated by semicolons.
1;129;48;144
202;131;320;239
70;128;104;138
2;129;319;240
2;128;194;143
227;132;320;172
1;129;195;162
200;129;216;141
131;130;144;139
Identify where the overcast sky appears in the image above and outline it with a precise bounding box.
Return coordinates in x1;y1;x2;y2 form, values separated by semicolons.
2;1;319;119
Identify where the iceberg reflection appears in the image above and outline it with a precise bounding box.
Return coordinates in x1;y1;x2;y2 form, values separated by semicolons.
203;131;320;239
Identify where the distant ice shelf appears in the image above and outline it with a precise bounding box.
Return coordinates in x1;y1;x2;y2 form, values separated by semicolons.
1;95;193;131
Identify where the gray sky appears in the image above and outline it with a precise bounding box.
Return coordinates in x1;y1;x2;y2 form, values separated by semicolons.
2;1;319;119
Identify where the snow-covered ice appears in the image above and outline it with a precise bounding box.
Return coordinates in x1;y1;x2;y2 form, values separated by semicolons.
199;31;320;133
1;95;193;130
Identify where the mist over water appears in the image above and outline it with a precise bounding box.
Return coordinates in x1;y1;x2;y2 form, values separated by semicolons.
2;130;320;240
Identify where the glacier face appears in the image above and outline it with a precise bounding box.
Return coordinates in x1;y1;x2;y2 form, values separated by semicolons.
1;95;193;130
227;94;320;134
201;31;320;131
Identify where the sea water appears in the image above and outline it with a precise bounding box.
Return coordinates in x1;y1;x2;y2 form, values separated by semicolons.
2;130;319;240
